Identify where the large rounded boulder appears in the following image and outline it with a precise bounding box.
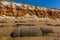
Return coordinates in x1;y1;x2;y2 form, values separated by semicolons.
10;26;54;37
10;26;43;37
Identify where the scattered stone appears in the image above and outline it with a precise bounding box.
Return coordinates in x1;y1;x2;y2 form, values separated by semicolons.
47;23;60;26
0;25;6;27
55;24;60;26
0;21;6;23
14;24;35;27
46;24;54;26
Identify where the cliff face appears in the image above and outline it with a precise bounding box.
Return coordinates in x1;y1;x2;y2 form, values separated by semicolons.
0;1;60;19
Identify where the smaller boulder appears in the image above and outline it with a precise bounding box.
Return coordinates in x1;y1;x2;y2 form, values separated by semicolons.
40;28;54;35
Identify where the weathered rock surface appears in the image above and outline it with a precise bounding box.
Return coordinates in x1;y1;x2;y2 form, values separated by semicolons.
10;26;53;37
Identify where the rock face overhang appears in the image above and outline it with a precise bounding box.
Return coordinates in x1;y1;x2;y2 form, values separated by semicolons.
0;1;60;19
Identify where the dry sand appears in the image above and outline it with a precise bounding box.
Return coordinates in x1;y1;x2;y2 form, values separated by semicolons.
0;18;60;40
